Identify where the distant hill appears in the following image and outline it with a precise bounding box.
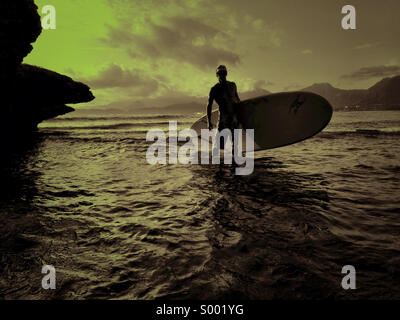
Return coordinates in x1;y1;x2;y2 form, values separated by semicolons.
359;75;400;108
301;83;365;110
79;76;399;115
302;75;400;110
137;88;272;114
158;76;400;113
135;102;204;114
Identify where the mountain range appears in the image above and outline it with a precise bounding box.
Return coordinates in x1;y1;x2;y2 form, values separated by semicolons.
144;75;400;113
132;88;272;114
303;75;400;110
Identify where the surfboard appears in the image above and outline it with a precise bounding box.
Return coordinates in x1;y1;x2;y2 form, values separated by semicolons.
191;91;333;151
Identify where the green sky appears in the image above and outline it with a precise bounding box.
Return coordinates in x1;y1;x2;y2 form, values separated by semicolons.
25;0;400;110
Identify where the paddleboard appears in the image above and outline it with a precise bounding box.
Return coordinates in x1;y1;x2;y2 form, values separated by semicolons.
191;91;333;151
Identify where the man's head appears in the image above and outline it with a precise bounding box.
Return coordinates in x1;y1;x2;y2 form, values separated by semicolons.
216;65;227;82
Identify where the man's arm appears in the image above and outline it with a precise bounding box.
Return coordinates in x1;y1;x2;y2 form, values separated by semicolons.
233;83;242;127
234;83;240;102
206;89;214;129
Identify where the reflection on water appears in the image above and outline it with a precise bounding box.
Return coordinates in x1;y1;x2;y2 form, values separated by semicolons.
0;134;47;298
1;111;399;299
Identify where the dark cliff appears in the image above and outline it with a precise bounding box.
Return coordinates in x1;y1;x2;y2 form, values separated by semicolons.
0;0;95;141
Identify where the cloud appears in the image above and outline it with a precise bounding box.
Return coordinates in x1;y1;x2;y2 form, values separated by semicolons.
352;42;382;50
64;68;76;76
101;16;241;69
341;65;400;80
101;0;283;71
301;49;312;55
84;88;206;111
253;79;274;89
82;64;159;96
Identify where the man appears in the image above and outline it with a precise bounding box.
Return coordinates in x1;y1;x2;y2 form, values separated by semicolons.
206;65;241;153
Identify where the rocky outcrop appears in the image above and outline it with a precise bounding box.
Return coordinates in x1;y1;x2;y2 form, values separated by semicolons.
14;64;95;128
16;64;95;106
0;0;94;139
0;0;41;79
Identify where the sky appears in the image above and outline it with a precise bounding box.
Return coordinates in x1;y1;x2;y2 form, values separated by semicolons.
25;0;400;110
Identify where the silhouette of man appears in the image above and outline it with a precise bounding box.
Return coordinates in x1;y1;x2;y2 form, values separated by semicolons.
207;65;241;152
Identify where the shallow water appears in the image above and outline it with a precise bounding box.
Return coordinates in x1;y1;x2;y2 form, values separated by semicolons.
0;110;399;299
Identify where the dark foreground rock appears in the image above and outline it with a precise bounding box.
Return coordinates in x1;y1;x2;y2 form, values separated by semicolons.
13;64;95;128
0;0;41;79
0;0;94;143
16;64;95;106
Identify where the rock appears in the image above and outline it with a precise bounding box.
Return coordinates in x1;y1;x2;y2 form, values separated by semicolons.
16;64;95;106
0;0;95;140
13;64;95;127
0;0;41;79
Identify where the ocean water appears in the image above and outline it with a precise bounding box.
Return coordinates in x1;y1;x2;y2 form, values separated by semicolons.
0;110;399;299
